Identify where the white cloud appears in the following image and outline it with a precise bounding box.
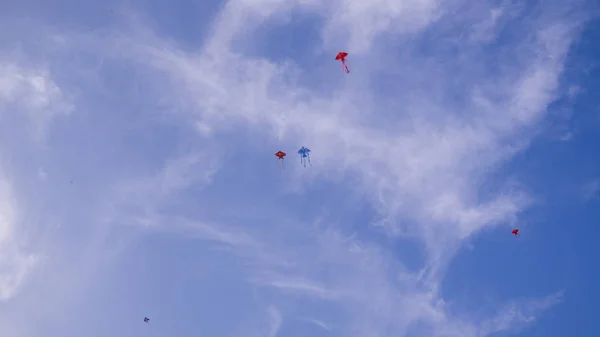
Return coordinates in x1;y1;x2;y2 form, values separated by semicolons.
582;179;599;201
469;7;506;43
296;317;332;331
267;306;283;337
250;274;339;299
322;0;441;52
559;131;573;141
0;172;37;302
475;292;564;337
0;61;73;141
0;58;72;303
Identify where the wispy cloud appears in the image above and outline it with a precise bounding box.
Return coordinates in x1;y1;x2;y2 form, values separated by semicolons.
0;61;72;142
296;316;332;331
0;57;73;302
267;305;283;337
250;274;339;299
475;291;564;336
581;179;599;201
0;177;38;301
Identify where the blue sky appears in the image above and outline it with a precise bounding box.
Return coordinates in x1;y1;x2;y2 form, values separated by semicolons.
0;0;599;337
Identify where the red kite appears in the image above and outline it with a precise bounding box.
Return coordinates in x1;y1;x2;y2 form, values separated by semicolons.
512;229;519;237
335;52;350;73
275;151;286;169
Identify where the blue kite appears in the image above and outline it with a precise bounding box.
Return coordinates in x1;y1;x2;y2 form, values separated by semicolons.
144;317;150;324
298;147;311;167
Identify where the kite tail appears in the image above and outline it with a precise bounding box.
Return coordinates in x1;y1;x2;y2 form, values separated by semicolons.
307;156;312;166
343;61;350;73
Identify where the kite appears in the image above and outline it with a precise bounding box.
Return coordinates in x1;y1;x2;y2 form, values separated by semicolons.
511;229;519;237
298;147;311;167
275;151;286;169
335;52;350;73
144;317;150;324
